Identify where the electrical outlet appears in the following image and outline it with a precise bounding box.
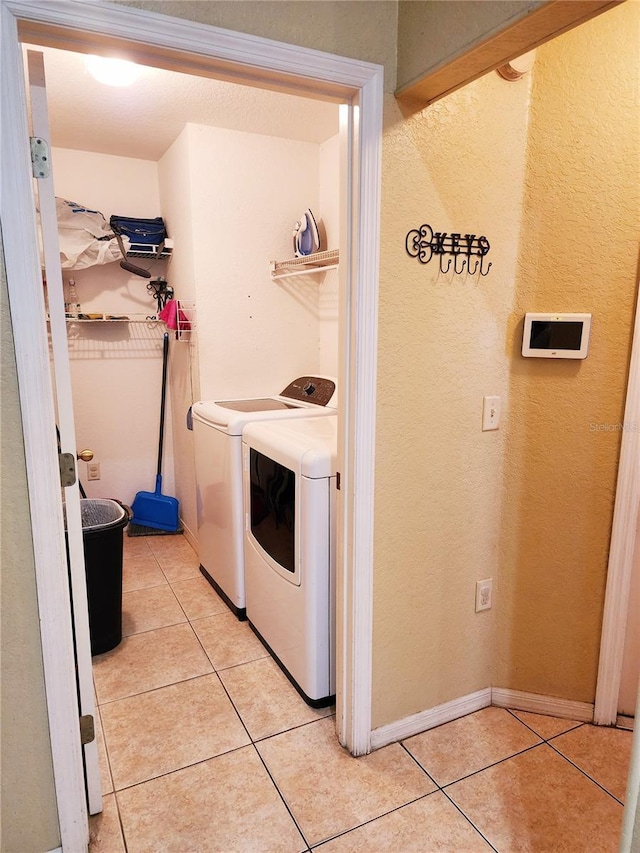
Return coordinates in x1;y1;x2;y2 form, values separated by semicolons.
87;462;100;481
482;395;501;431
475;578;493;612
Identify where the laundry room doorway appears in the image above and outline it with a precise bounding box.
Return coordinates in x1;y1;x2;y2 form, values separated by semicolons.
1;2;382;848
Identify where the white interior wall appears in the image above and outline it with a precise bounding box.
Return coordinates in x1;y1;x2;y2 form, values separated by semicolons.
52;147;176;505
318;132;340;378
158;129;199;539
186;122;324;400
158;121;340;541
52;117;339;532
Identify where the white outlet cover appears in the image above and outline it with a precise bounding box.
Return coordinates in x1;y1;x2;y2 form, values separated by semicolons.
475;578;493;612
482;396;501;431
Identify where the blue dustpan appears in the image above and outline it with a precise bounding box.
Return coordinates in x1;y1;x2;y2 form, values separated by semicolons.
131;474;179;532
131;333;180;532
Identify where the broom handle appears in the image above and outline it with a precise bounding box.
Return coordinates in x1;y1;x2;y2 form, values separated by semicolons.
157;332;169;478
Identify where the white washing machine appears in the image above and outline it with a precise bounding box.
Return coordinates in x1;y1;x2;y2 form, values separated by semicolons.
242;415;337;707
192;377;337;619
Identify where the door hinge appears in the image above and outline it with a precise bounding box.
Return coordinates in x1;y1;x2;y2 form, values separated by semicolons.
30;137;51;179
80;714;95;745
336;472;341;490
59;452;76;487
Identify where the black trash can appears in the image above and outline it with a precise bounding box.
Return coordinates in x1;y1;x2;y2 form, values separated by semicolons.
80;499;128;655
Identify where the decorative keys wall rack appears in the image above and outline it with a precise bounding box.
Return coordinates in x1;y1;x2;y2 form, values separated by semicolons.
405;223;492;276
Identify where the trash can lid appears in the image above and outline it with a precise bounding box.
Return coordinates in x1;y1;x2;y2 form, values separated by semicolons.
79;499;126;531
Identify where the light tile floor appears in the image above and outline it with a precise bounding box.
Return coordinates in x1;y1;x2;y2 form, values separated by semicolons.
90;535;633;852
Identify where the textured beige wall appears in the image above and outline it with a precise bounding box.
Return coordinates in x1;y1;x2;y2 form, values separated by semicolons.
3;0;640;844
119;0;639;725
372;73;532;725
117;0;399;91
397;0;543;89
0;232;60;852
495;3;640;701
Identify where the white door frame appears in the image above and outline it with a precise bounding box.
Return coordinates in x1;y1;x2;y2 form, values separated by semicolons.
1;0;381;847
594;277;640;725
28;46;103;816
1;6;89;849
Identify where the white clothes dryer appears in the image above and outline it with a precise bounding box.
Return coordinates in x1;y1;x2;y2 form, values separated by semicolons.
242;415;337;707
192;377;336;619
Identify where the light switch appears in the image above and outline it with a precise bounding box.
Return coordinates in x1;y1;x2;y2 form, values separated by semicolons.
482;396;500;431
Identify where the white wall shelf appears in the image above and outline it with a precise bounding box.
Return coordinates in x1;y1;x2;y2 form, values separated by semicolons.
62;313;161;323
126;246;173;260
270;249;339;280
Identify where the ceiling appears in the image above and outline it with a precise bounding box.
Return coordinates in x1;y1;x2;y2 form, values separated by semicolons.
23;44;340;161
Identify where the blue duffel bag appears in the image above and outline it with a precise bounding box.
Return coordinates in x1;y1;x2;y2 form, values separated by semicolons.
110;215;166;249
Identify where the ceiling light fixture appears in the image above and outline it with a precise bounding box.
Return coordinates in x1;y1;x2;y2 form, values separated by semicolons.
86;55;141;87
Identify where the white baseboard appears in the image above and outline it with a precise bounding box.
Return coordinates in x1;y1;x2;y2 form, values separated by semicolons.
370;686;596;751
491;687;594;722
47;847;63;853
180;519;197;553
370;688;492;750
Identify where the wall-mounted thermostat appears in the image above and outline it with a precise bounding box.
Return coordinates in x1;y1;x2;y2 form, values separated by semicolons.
522;313;592;359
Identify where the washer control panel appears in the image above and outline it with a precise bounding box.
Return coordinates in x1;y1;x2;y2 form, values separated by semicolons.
280;376;336;406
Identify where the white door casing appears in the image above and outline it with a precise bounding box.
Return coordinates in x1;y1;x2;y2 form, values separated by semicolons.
618;514;640;716
595;277;640;726
2;1;382;847
27;47;103;817
1;6;89;850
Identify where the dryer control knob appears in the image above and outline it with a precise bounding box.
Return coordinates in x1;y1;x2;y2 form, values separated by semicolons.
303;382;316;395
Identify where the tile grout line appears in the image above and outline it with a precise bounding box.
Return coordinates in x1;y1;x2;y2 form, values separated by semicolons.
119;550;395;848
503;709;627;806
120;615;189;641
439;741;546;790
207;652;272;673
439;788;501;853
251;713;337;746
181;593;325;851
97;669;224;709
186;603;338;753
400;737;548;794
95;542;630;853
307;790;440;851
398;740;439;788
168;599;256;748
108;743;256;794
545;738;627;807
108;541;517;852
398;741;501;853
192;647;255;743
111;787;130;853
251;741;313;852
504;707;585;740
95;540;219;849
99;719;117;796
122;580;169;594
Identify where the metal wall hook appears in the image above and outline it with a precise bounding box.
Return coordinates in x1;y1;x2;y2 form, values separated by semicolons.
479;256;492;277
454;255;467;275
147;277;174;313
406;223;492;278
